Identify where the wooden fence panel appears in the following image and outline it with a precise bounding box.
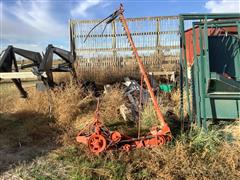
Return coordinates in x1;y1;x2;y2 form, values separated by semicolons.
70;16;180;79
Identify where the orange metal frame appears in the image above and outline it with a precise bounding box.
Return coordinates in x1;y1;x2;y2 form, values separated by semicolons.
76;4;171;154
118;5;170;133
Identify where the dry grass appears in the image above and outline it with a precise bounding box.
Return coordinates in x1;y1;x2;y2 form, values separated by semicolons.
74;53;177;85
99;85;126;124
171;89;190;118
2;82;93;128
52;72;72;84
141;103;158;128
72;86;132;136
0;81;240;179
2;137;239;179
221;121;240;142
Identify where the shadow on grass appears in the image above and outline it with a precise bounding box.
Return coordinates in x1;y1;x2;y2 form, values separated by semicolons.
0;111;60;173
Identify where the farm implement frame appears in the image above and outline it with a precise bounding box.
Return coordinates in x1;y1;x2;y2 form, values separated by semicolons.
76;4;172;154
0;44;76;98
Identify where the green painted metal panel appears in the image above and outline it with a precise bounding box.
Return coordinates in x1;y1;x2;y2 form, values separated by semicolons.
159;84;174;93
208;73;240;93
179;14;240;129
193;58;201;126
199;30;207;129
203;19;210;81
238;100;240;118
237;22;240;81
203;98;239;119
192;24;199;124
179;14;240;20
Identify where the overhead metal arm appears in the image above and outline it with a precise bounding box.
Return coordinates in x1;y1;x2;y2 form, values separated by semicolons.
13;47;42;67
38;44;76;87
84;6;123;42
52;46;74;64
0;46;42;70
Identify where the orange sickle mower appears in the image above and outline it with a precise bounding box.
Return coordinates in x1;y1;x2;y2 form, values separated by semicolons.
76;4;172;154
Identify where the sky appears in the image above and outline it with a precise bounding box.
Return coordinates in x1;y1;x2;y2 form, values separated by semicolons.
0;0;239;52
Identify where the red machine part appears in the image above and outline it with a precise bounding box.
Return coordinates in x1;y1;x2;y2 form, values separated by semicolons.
88;134;107;154
76;4;172;155
111;131;122;143
76;123;171;154
76;105;172;154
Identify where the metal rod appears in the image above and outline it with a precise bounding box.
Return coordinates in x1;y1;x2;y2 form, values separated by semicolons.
199;26;207;129
179;17;191;126
119;12;168;128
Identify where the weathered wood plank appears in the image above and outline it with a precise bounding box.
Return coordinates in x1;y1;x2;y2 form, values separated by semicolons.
149;71;175;81
70;15;178;24
0;72;37;79
75;46;179;52
75;31;179;38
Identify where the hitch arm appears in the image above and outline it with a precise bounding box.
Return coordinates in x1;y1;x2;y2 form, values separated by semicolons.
118;8;169;130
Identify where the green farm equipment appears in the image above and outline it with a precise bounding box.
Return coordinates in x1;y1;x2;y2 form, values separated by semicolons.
159;84;174;93
179;14;240;129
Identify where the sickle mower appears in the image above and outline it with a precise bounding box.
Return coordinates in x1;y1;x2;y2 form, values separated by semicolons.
76;4;172;154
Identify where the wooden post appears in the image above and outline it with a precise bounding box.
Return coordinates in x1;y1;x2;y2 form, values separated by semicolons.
156;18;160;56
112;21;117;60
70;20;76;61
